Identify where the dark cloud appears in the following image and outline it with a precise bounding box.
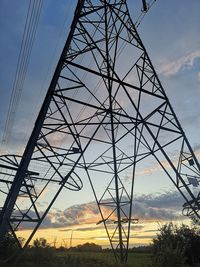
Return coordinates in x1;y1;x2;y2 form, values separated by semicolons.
63;237;97;240
131;190;184;221
40;202;100;229
132;202;180;221
130;235;155;239
59;224;144;233
89;235;155;240
134;190;183;209
144;229;158;233
18;190;185;230
59;225;103;232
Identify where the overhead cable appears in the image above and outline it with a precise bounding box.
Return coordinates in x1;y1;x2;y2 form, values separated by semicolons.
1;0;43;152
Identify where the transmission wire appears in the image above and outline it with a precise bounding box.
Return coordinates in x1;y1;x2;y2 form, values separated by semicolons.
1;0;43;153
16;0;74;156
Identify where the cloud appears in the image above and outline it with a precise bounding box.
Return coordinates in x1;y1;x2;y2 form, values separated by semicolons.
131;191;183;222
59;224;144;233
92;234;155;240
59;225;104;232
18;190;185;230
40;202;100;229
134;190;183;209
144;229;158;233
135;145;200;179
130;235;155;239
159;50;200;77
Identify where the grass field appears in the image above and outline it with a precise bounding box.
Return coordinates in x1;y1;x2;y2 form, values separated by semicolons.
0;250;152;267
63;251;152;267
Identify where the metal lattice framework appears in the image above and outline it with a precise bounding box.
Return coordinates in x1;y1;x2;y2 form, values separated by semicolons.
0;0;200;263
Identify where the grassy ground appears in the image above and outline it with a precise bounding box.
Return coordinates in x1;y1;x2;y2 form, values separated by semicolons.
126;252;152;266
64;251;152;267
0;249;152;267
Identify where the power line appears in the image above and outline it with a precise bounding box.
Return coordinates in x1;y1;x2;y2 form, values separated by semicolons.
1;0;43;153
135;0;157;27
15;0;74;155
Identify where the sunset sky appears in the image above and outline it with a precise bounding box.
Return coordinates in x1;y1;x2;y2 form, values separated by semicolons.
0;0;200;248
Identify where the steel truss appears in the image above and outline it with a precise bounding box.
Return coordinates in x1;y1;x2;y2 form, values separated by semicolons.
0;0;200;263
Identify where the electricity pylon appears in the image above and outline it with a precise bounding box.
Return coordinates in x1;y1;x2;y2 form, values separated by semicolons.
0;0;200;263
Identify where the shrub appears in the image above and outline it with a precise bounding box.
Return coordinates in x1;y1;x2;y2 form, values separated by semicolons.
151;222;200;267
33;237;50;248
0;232;19;260
70;242;102;252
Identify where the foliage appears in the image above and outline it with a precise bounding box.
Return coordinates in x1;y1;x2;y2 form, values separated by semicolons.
30;237;58;266
33;237;50;248
151;244;187;267
0;232;20;260
0;245;151;267
70;242;102;252
1;230;200;267
151;222;200;267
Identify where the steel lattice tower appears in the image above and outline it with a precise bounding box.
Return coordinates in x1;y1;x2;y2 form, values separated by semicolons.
0;0;200;263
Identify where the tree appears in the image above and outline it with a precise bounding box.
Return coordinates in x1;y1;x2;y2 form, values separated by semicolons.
0;232;20;260
71;242;102;252
151;222;200;267
33;237;50;248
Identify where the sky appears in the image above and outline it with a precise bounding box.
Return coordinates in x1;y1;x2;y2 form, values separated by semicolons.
0;0;200;248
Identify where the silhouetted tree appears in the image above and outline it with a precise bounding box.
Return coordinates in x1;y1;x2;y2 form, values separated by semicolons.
33;237;50;248
72;242;102;252
0;232;24;260
152;222;200;267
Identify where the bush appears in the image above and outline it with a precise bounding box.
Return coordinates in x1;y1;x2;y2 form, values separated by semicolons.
70;242;102;252
151;244;187;267
33;237;50;248
0;232;19;260
151;222;200;267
